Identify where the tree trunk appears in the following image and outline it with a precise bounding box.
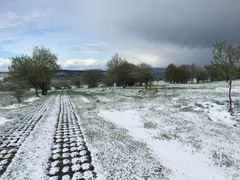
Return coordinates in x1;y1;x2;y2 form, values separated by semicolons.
145;81;148;89
40;83;47;95
228;81;233;112
41;88;46;95
44;83;48;94
35;88;39;97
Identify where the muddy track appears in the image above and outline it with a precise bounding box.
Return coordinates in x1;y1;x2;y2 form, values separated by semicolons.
0;95;54;176
47;95;96;180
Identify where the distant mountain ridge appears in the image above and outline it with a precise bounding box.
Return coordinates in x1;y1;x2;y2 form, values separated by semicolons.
0;68;166;81
153;68;166;78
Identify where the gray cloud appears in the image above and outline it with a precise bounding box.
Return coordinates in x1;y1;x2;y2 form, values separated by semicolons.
68;43;112;53
0;0;239;68
62;58;107;70
80;0;240;48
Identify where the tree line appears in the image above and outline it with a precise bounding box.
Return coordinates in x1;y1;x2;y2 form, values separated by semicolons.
7;49;156;102
165;41;240;112
6;41;240;112
165;63;222;84
75;54;155;89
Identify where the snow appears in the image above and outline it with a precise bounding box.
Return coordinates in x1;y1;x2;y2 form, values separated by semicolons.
0;96;40;110
0;116;10;125
0;103;26;110
80;96;90;103
203;102;235;126
78;80;240;180
24;96;40;103
99;109;231;180
0;95;60;180
0;80;239;180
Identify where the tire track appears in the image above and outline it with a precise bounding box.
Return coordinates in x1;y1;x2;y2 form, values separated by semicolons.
47;95;96;180
0;95;55;176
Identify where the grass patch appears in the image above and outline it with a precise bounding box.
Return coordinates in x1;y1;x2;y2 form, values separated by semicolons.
143;121;158;129
212;151;234;167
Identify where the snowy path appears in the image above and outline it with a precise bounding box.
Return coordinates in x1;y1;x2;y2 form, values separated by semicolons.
0;93;96;180
0;95;54;176
47;95;96;180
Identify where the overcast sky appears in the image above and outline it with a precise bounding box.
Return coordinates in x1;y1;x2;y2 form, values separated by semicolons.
0;0;239;71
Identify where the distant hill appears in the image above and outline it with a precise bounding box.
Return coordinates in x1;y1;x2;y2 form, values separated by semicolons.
54;68;166;80
153;68;166;78
1;68;166;81
54;70;86;80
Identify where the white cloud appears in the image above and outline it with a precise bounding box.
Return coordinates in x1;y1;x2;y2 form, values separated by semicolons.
0;11;49;32
62;58;107;70
0;58;11;72
123;51;169;67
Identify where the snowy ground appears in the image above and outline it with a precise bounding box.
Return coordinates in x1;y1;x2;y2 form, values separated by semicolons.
70;80;240;180
0;80;239;180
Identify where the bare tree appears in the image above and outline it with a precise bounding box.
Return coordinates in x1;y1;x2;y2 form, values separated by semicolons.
212;41;240;112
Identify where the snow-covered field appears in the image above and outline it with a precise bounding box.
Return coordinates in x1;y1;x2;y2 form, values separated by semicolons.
71;80;240;180
0;80;239;180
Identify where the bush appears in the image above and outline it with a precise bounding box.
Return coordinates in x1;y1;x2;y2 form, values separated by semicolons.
11;85;24;103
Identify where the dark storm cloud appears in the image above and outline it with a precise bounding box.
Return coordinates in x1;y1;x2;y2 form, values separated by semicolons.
83;0;240;48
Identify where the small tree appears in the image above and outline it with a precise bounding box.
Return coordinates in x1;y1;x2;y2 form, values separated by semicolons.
32;46;60;95
82;70;104;88
165;64;177;84
107;54;126;71
107;54;136;88
134;63;155;89
10;84;24;103
9;55;39;96
72;76;81;88
13;87;24;103
115;62;136;88
205;64;221;82
175;65;189;84
212;41;240;112
196;67;209;83
9;46;60;96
